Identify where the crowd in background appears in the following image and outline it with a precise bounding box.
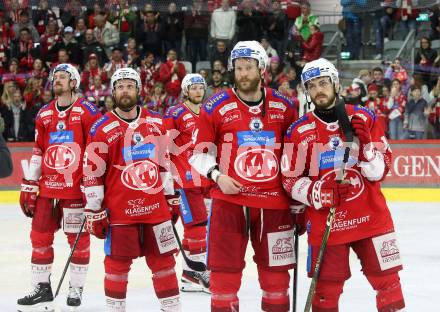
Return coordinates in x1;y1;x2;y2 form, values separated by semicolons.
0;0;439;142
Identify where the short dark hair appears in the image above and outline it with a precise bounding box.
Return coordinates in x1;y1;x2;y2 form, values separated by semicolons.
372;67;383;73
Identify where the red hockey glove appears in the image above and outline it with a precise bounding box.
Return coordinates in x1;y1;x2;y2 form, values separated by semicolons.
290;202;306;236
309;180;350;210
351;115;374;162
19;179;39;218
166;192;181;224
84;208;109;239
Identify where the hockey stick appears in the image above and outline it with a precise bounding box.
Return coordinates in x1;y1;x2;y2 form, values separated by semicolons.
304;100;353;312
292;226;299;312
54;217;86;298
172;223;207;272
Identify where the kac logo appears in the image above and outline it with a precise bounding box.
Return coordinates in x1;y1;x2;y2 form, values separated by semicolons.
121;160;158;190
234;148;278;182
44;145;75;170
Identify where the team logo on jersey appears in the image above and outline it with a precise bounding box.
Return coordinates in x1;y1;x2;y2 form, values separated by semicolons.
249;117;264;132
234;148;279;182
248;106;261;115
56;121;66;131
121;160;159;191
58;111;67;118
320;168;364;201
44;145;76;170
328;136;342;150
132;132;144;145
326;123;339;131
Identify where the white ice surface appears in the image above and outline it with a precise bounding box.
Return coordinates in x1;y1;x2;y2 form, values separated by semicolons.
0;202;439;311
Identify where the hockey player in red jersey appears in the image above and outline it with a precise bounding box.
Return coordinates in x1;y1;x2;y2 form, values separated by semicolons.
18;63;101;311
281;58;405;312
83;67;181;311
164;73;211;293
189;41;298;312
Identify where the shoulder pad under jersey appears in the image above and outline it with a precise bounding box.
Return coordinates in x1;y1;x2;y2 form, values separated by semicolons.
89;115;109;137
270;89;295;108
80;98;99;115
202;90;231;115
166;105;185;119
285;115;309;139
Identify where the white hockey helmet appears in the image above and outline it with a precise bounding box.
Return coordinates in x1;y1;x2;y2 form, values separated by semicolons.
181;74;207;97
52;63;81;90
111;67;142;93
228;40;269;73
301;58;339;92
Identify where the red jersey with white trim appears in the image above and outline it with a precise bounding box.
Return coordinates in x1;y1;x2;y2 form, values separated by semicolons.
282;105;394;246
164;102;211;189
192;87;297;209
33;98;101;199
84;108;171;225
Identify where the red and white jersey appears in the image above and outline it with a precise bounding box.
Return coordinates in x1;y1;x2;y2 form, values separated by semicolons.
164;102;211;189
282;105;394;246
192;87;297;209
32;98;101;199
84;108;171;225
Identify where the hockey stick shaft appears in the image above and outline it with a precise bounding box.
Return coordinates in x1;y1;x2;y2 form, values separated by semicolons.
54;217;86;298
304;100;353;312
172;223;207;272
292;227;299;312
303;206;336;312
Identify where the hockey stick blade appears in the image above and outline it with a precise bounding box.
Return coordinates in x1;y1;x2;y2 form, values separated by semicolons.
172;224;207;272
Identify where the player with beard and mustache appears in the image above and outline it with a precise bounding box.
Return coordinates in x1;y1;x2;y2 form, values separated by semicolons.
83;68;182;311
281;58;405;312
189;41;299;312
164;74;212;293
18;63;101;311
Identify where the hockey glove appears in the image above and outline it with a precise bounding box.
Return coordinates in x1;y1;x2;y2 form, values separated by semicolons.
351;114;374;162
166;192;181;224
84;208;109;239
19;179;39;217
290;202;306;236
309;180;350;210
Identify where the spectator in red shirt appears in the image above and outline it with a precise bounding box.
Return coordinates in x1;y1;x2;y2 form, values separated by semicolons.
39;18;61;63
81;53;108;92
85;74;111;109
158;48;186;98
10;27;39;71
264;55;287;89
139;51;160;100
23;76;43;108
299;24;323;64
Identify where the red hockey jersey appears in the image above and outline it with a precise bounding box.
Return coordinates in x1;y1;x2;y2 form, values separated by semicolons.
83;108;171;225
32;98;101;199
282;105;394;246
192;87;297;209
164;102;211;189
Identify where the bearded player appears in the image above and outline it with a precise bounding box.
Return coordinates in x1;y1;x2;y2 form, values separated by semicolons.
18;64;101;311
281;58;405;312
164;73;211;293
189;41;299;312
83;67;181;311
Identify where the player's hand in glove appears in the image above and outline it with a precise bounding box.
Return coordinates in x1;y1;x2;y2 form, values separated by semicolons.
84;208;109;239
351;114;374;162
166;192;181;224
20;179;39;217
290;202;306;236
309;179;351;210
